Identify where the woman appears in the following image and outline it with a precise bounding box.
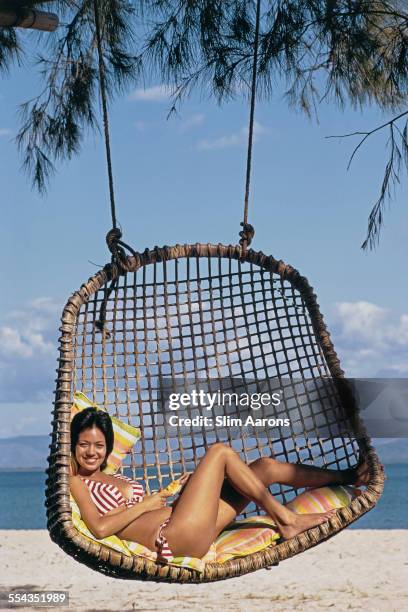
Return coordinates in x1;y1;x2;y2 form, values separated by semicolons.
70;407;371;561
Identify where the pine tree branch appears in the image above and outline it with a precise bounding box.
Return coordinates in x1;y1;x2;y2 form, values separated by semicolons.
0;19;21;70
15;0;139;193
327;110;408;249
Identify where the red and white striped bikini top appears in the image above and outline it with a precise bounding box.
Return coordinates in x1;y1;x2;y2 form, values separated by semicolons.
81;474;145;516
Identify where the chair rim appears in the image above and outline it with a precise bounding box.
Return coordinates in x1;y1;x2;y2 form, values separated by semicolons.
46;242;385;582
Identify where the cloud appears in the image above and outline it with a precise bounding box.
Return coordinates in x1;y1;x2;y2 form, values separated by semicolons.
196;121;266;151
330;301;408;376
0;298;61;403
0;128;12;137
0;327;37;358
133;113;205;134
179;113;205;132
134;120;149;132
128;85;173;102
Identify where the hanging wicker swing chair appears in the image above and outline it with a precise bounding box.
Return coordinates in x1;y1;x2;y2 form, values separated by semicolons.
45;0;385;583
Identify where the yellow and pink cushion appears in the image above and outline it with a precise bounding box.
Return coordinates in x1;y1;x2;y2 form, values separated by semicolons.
71;484;361;572
286;484;361;513
212;516;280;564
211;484;361;565
71;391;141;475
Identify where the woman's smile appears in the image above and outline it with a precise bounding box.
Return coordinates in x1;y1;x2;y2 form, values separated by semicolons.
75;426;107;474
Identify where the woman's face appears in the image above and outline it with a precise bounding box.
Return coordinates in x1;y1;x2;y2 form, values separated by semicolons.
75;426;107;473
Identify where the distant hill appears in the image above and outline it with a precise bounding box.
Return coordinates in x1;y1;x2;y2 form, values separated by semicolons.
0;435;406;470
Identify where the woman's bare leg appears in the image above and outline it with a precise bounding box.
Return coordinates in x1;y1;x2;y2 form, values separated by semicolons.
116;456;373;549
163;444;335;558
253;457;373;488
214;456;370;533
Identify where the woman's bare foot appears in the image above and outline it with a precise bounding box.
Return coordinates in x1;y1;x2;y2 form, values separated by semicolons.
353;459;370;487
340;458;377;487
277;510;337;540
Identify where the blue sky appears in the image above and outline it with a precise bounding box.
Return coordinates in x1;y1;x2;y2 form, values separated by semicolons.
0;31;407;437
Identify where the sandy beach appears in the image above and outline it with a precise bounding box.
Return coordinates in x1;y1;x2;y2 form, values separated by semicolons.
1;530;407;611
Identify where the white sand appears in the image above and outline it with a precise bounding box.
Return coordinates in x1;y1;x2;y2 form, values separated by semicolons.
1;530;407;611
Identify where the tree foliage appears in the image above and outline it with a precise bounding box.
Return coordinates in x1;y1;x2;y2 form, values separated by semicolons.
139;1;407;110
138;0;408;248
0;22;20;71
2;1;408;247
14;0;138;192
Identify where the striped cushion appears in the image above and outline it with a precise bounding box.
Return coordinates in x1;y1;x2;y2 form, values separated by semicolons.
286;485;361;514
213;516;280;563
71;479;360;571
213;485;361;564
71;392;141;475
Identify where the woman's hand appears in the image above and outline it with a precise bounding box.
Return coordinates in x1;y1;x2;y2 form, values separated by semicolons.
161;472;191;498
142;492;168;512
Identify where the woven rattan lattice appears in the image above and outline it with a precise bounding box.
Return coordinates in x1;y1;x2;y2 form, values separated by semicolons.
46;243;384;582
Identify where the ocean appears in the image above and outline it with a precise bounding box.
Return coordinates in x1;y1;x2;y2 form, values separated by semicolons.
0;463;406;530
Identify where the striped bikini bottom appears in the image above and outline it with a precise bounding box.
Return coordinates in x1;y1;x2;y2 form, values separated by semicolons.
155;518;174;562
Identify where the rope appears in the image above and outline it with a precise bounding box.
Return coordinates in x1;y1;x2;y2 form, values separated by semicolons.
93;0;117;231
240;0;262;252
93;1;126;334
96;228;139;334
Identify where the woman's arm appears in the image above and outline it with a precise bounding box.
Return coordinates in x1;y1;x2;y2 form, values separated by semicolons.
70;476;166;540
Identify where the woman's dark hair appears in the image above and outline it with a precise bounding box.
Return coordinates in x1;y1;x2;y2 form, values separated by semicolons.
71;408;114;471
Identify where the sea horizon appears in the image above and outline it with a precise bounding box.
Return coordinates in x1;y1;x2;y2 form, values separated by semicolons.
1;463;407;530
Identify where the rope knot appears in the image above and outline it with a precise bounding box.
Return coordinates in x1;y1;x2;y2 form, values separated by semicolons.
239;222;255;249
106;228;122;253
105;227;130;270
